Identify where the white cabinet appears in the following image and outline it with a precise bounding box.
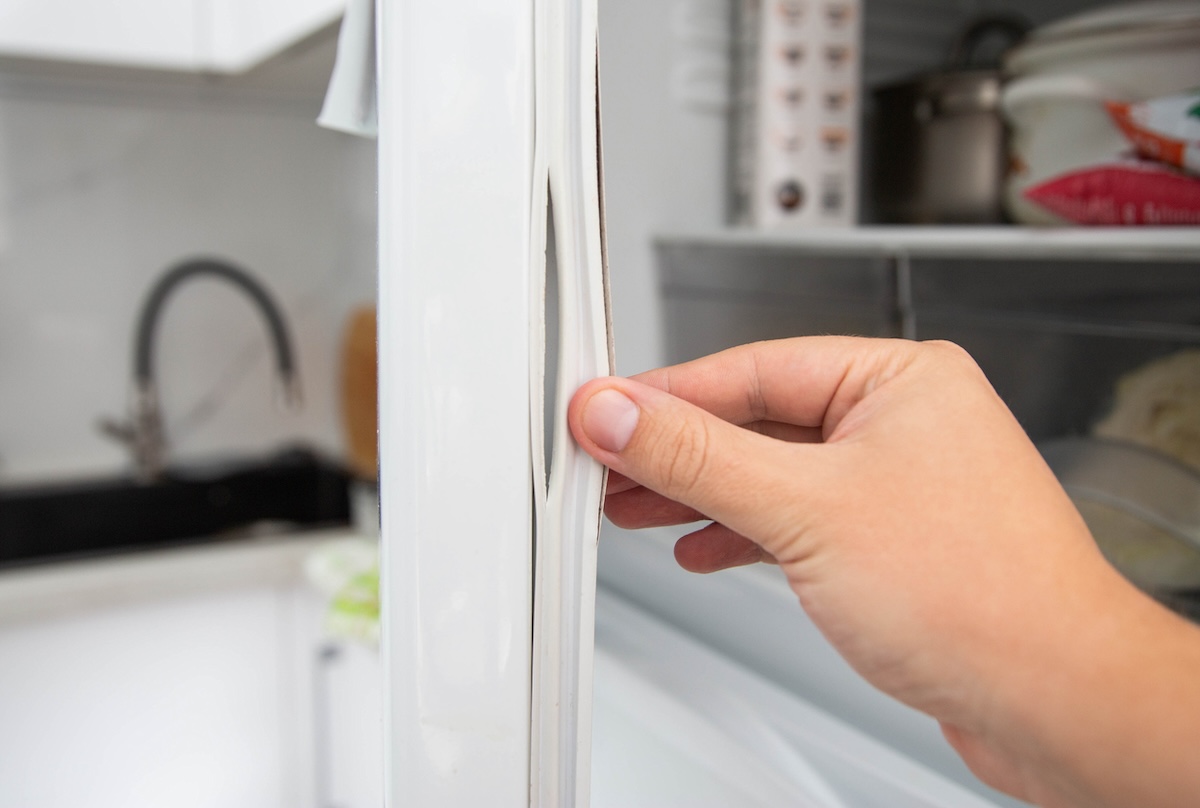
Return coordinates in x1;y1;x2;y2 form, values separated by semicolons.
317;641;384;808
0;0;343;73
0;0;196;70
0;582;324;808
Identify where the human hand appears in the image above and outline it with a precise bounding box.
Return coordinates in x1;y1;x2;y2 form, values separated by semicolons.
569;336;1200;808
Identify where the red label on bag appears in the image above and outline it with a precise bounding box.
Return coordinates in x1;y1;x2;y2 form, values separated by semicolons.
1023;161;1200;225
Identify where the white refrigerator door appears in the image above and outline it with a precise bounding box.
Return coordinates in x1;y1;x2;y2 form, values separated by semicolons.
376;0;608;804
376;0;535;804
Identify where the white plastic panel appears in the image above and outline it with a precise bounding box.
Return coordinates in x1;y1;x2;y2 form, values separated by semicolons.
375;0;535;804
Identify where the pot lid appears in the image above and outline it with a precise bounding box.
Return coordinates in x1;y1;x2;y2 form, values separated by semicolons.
1006;0;1200;73
1030;0;1200;41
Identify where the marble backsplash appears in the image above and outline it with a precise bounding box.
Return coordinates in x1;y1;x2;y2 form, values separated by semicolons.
0;75;377;482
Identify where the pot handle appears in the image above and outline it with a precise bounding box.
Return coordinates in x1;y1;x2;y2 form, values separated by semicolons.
1000;74;1124;122
947;15;1031;69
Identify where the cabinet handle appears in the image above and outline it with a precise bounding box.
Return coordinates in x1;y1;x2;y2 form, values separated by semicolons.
314;642;344;808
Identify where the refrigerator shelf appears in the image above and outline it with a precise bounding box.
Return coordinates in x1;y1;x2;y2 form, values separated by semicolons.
657;225;1200;263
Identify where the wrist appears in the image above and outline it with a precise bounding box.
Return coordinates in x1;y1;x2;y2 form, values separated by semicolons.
982;564;1200;808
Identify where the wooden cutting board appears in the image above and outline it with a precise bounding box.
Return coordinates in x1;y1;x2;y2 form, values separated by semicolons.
340;305;378;479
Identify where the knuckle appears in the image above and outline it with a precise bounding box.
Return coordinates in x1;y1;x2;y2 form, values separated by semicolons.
924;339;970;364
923;339;983;375
658;419;713;502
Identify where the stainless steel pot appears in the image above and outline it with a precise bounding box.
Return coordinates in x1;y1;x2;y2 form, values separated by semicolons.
869;17;1029;224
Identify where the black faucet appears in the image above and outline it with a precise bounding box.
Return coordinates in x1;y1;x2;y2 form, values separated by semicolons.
101;258;302;480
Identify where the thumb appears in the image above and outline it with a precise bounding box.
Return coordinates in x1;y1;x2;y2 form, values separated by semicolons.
568;377;816;552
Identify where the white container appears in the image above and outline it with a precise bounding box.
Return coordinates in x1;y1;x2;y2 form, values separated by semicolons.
1000;0;1200;224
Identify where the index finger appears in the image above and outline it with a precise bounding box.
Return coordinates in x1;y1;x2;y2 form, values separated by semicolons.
632;336;918;437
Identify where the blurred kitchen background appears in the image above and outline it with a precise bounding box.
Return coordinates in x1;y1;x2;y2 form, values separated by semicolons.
0;0;1197;806
0;22;375;481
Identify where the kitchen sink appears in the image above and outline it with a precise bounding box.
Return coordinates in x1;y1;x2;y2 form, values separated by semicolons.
0;447;353;568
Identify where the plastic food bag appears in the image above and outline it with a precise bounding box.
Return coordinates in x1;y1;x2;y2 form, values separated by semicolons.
1094;349;1200;472
1106;91;1200;176
1022;156;1200;225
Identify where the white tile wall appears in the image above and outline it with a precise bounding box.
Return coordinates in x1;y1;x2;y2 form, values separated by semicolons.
0;79;376;482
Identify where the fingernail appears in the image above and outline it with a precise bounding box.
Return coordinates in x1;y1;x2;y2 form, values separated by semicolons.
582;388;640;453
